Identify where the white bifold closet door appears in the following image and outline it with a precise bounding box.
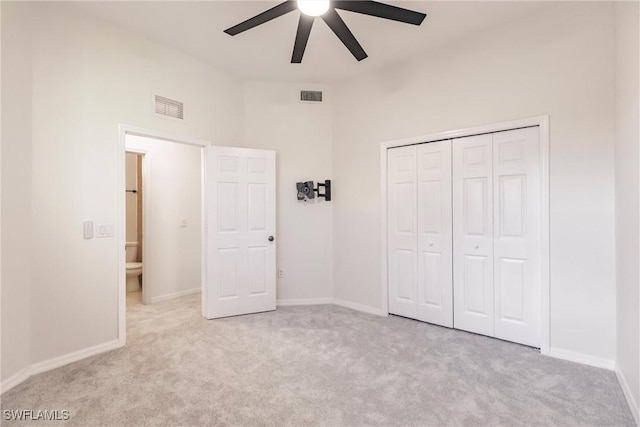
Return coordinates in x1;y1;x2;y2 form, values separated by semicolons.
388;145;419;319
388;141;453;327
453;127;541;347
417;141;453;327
452;134;495;336
492;127;541;347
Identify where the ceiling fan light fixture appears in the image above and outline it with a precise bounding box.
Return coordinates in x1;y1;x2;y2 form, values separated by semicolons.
297;0;330;17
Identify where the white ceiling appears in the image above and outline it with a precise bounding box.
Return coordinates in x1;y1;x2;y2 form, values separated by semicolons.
72;1;549;83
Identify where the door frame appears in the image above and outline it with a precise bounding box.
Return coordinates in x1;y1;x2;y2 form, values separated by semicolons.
379;115;550;355
117;124;209;345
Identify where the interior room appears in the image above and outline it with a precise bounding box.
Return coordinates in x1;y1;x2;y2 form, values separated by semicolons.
1;1;638;426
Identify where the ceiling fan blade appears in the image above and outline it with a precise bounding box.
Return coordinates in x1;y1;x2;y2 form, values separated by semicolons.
291;15;315;63
333;1;426;26
322;9;367;61
224;1;297;36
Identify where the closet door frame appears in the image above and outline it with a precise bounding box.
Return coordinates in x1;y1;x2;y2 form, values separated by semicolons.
380;115;550;355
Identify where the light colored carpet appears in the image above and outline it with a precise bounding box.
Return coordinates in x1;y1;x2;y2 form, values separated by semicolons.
1;293;634;426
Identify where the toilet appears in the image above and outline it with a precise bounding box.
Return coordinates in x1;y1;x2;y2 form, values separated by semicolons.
125;242;143;292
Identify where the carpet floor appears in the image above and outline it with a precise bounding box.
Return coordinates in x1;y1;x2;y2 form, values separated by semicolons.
0;293;634;426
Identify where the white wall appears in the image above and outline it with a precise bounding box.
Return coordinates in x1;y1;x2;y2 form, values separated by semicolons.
614;1;640;421
125;153;138;243
332;2;618;364
1;2;33;386
25;2;243;366
126;135;202;301
243;82;333;301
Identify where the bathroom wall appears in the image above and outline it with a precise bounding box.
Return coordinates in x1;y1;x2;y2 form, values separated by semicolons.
125;153;138;243
126;135;202;302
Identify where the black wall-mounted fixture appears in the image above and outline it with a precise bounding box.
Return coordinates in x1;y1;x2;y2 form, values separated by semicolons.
296;180;331;202
316;180;331;201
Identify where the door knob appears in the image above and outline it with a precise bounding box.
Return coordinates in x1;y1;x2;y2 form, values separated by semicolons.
429;242;434;247
474;245;479;249
268;236;275;242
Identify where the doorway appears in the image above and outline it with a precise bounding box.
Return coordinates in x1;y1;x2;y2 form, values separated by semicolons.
125;152;144;306
117;125;208;343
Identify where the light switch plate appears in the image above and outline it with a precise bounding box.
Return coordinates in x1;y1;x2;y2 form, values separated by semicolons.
83;221;94;239
180;218;187;227
96;224;114;238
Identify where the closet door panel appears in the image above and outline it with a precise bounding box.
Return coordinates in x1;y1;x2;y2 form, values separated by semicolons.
388;145;418;319
417;141;453;327
453;134;494;337
493;127;541;347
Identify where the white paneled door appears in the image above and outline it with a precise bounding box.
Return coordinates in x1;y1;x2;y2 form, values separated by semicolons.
204;146;276;319
388;145;418;319
492;128;541;347
453;134;495;337
417;141;453;327
388;141;453;328
388;127;542;348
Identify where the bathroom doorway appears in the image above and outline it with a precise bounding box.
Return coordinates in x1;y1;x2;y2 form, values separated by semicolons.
118;126;208;337
125;152;144;306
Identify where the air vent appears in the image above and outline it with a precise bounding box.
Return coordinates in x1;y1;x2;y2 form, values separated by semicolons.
300;90;323;103
154;95;184;119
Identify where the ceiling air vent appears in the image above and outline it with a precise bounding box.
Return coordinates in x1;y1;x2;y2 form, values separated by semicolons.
300;90;323;103
154;95;184;119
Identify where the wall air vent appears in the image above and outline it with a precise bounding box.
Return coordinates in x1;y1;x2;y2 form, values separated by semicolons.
154;95;184;120
300;90;323;103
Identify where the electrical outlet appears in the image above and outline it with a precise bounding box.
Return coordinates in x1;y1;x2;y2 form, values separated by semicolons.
96;224;114;238
278;269;284;278
180;218;187;227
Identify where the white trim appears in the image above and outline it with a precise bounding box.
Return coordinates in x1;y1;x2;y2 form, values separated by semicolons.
118;124;209;348
380;115;551;353
380;143;389;317
547;347;615;370
150;288;200;304
1;367;31;394
30;339;123;375
333;298;385;316
201;148;207;319
616;368;640;425
277;298;334;306
1;340;123;395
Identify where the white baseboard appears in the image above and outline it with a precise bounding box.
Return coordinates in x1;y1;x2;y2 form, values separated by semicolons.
277;297;384;317
1;367;32;394
151;288;200;303
333;298;385;316
276;298;333;306
616;368;640;425
30;339;123;376
547;347;615;370
1;339;123;395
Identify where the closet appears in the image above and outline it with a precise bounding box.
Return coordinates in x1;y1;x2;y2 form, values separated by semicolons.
388;126;541;348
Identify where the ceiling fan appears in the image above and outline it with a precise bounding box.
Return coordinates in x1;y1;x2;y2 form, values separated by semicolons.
224;0;427;63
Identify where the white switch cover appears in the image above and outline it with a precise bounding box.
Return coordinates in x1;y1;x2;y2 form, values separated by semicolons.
180;218;187;227
278;269;284;278
83;221;94;239
97;224;114;238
